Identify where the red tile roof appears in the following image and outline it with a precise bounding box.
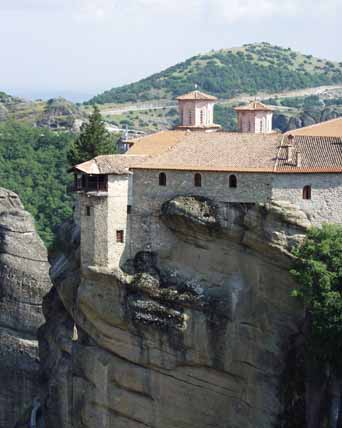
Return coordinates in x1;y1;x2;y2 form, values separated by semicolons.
275;135;342;173
131;132;281;172
176;90;217;101
235;101;273;112
73;131;342;175
73;155;146;175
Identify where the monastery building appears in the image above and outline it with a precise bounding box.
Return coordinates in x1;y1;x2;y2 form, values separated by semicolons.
72;91;342;272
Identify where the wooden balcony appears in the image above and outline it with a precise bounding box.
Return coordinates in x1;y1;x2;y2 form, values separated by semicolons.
73;174;108;193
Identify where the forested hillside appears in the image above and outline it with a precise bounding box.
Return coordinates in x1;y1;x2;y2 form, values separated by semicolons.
89;43;342;104
0;121;74;247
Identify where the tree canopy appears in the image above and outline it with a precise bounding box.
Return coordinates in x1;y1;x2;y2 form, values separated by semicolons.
0;121;74;247
67;106;117;166
291;225;342;367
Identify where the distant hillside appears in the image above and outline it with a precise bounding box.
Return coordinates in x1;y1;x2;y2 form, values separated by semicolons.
0;92;86;131
89;43;342;105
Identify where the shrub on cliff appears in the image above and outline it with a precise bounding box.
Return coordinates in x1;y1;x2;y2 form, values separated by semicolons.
291;225;342;366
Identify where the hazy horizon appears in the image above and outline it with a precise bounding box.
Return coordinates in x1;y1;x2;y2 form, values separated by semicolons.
1;0;341;101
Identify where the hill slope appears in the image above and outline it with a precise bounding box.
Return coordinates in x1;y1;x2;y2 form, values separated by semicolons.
0;92;85;131
89;43;342;104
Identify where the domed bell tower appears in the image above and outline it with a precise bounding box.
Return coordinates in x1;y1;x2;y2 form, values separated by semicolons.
176;90;221;130
235;101;274;133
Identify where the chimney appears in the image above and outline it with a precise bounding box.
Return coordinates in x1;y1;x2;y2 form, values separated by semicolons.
286;134;294;163
296;151;302;168
286;145;293;163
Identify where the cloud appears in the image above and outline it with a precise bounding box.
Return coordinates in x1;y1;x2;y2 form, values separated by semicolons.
0;0;340;22
122;0;341;22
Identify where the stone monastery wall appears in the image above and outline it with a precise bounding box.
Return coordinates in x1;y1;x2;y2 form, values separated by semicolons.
78;169;342;271
272;173;342;225
80;175;131;269
129;169;273;256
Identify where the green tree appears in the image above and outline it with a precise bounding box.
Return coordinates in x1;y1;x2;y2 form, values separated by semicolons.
0;121;74;248
67;106;116;165
291;225;342;427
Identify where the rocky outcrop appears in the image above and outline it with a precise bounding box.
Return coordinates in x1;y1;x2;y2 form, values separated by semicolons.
0;188;52;427
36;98;82;130
39;197;312;428
273;108;342;132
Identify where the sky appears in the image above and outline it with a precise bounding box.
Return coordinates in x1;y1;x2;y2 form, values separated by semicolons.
0;0;341;101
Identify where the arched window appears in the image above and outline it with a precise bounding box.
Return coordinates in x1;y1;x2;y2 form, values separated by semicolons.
229;174;237;188
303;185;311;200
194;173;202;187
200;110;204;124
159;172;166;186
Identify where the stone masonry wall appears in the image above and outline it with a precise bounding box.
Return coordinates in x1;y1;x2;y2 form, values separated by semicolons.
80;193;107;268
130;169;273;256
79;174;131;270
272;173;342;225
238;111;273;133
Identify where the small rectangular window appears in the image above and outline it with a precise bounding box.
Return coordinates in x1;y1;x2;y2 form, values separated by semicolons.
86;206;91;216
127;205;132;214
116;230;124;243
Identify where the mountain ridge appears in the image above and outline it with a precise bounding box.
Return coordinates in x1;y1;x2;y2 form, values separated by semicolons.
88;42;342;105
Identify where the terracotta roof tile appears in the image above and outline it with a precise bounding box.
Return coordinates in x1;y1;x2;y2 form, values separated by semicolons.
235;101;273;112
127;130;189;156
74;155;146;175
74;131;342;175
176;90;217;101
276;135;342;172
132;132;281;172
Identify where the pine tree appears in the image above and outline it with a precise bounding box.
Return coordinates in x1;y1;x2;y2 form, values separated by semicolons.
68;106;116;165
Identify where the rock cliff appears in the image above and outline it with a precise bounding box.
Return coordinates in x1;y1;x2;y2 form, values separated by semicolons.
0;188;52;427
39;197;311;428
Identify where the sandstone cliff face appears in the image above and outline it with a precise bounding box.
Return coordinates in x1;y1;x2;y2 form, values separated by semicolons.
40;197;311;428
0;188;52;428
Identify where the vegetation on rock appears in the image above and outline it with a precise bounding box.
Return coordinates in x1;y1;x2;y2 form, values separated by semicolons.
67;106;117;165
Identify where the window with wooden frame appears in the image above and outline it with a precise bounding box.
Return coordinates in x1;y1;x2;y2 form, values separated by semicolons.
194;173;202;187
159;172;166;186
116;230;124;243
303;185;312;200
